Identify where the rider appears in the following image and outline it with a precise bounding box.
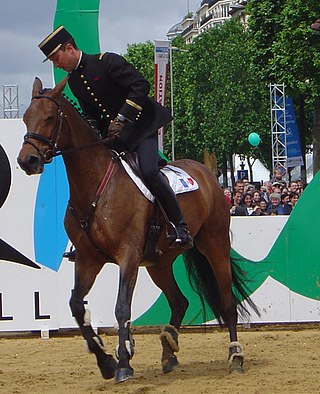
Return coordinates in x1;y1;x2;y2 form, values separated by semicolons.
38;26;194;258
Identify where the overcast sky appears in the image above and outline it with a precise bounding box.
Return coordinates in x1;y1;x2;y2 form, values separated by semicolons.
0;0;200;114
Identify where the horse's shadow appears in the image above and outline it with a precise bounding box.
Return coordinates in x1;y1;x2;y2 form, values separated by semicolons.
93;356;271;391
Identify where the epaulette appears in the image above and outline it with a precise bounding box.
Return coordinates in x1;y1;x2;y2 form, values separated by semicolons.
99;52;107;61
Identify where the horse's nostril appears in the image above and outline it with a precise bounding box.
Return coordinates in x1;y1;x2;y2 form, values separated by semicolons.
17;154;40;173
28;155;39;165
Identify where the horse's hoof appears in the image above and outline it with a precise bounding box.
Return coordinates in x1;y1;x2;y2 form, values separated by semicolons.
98;354;117;380
162;355;179;374
114;367;134;383
229;356;244;374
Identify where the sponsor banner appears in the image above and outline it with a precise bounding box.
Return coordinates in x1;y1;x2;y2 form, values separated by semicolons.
285;97;304;167
154;40;170;152
1;120;319;332
276;96;304;168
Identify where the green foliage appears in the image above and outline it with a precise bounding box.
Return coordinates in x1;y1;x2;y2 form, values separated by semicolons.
247;0;320;168
124;41;155;97
169;20;271;166
121;3;320;173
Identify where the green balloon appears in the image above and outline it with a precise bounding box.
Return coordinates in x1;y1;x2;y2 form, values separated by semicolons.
248;132;261;147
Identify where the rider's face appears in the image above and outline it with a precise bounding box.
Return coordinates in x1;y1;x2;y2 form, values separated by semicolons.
49;45;79;72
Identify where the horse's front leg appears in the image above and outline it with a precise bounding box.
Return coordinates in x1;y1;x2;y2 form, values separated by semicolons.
69;257;117;379
114;263;139;383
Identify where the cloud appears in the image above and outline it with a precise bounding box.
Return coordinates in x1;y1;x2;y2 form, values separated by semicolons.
0;0;200;111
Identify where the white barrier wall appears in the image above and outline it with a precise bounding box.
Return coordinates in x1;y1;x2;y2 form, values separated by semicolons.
0;119;319;332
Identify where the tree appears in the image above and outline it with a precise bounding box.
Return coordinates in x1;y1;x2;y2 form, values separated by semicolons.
247;0;320;176
124;41;155;97
171;20;271;183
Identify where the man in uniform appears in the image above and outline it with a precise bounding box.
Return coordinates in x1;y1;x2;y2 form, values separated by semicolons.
38;26;193;258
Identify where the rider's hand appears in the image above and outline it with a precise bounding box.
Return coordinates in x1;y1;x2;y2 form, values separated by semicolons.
107;118;125;138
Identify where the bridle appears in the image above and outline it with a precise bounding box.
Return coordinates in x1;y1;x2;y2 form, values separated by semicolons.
23;95;64;163
23;94;115;162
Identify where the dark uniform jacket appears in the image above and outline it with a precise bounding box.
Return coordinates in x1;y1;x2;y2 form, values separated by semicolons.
68;52;172;150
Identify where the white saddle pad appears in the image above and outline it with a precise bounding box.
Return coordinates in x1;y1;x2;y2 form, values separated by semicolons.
120;158;199;202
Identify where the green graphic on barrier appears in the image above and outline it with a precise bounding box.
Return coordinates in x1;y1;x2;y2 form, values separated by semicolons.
134;171;320;325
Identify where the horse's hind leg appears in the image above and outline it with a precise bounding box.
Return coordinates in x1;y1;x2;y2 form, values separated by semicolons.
197;231;245;374
69;257;117;379
147;260;189;374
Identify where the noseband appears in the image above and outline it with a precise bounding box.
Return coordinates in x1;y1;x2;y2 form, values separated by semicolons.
23;95;64;162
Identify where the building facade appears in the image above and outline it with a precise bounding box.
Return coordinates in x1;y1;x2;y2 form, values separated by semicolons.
167;0;247;44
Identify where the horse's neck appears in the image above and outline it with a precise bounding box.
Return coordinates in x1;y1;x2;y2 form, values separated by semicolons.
62;107;112;209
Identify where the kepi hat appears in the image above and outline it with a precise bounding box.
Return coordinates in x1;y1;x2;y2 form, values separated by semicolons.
38;25;73;62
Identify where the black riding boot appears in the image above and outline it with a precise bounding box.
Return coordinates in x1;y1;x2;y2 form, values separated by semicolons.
150;173;194;249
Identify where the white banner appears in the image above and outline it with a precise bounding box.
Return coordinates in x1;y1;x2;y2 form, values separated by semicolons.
154;40;170;152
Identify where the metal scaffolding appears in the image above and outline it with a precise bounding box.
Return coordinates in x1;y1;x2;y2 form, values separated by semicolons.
3;84;19;118
270;83;287;176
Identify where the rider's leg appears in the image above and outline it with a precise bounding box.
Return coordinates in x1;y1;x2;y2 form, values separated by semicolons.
136;135;193;248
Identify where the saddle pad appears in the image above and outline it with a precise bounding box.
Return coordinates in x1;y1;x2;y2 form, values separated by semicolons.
120;159;199;202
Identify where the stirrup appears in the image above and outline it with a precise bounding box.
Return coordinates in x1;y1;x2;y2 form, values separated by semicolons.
165;223;194;250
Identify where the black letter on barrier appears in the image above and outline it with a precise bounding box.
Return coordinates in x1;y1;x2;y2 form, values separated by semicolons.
0;293;13;321
34;291;50;320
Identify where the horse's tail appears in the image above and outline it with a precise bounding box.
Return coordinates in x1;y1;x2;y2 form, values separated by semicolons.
183;246;259;326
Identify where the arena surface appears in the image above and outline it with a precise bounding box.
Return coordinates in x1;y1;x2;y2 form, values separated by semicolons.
0;325;318;393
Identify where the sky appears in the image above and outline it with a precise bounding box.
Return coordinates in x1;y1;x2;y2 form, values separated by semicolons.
0;0;201;114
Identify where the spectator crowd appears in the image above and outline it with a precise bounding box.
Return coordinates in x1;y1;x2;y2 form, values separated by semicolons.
224;170;304;216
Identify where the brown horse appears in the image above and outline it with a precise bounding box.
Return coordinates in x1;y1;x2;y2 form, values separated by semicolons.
17;77;257;383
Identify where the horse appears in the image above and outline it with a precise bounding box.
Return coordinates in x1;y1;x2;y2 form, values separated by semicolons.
17;77;257;383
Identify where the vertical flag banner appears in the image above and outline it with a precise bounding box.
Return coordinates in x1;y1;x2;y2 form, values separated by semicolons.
276;95;304;168
284;97;304;167
154;40;170;152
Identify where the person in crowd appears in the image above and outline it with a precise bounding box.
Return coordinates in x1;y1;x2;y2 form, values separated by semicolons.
289;191;300;210
269;208;279;216
267;193;285;215
232;192;254;216
223;187;232;208
295;179;306;195
271;182;283;195
288;180;299;194
251;201;264;216
38;25;193;257
252;190;262;204
241;177;250;186
259;199;268;215
230;191;243;215
234;180;245;194
270;168;287;188
263;180;273;195
280;192;292;215
260;184;270;205
244;183;255;195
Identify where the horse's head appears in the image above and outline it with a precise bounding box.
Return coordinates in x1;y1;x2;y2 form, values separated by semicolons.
17;77;67;175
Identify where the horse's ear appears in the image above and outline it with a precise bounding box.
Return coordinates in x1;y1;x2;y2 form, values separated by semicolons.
32;77;43;97
52;76;69;98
